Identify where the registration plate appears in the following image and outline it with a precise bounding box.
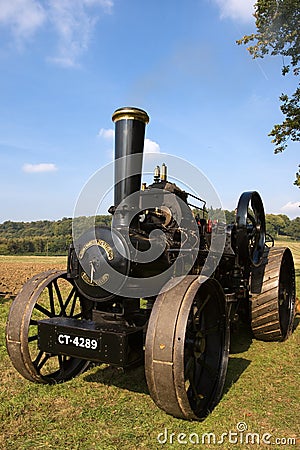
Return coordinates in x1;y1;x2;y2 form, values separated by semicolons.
57;333;99;351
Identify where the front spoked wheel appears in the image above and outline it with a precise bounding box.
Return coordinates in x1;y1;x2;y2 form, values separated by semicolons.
145;276;229;420
6;270;93;383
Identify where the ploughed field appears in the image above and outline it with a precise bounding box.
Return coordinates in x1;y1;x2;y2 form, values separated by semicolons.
0;239;299;297
0;256;66;297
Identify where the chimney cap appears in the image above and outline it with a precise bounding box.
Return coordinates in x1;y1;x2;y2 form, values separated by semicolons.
112;107;149;124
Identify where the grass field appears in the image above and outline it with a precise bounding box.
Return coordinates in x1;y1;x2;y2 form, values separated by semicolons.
0;243;299;449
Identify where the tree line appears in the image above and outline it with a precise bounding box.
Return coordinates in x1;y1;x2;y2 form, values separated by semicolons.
212;209;300;239
0;212;299;256
0;216;111;256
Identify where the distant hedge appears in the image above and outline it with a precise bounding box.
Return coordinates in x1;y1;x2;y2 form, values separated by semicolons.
0;216;111;255
0;212;299;255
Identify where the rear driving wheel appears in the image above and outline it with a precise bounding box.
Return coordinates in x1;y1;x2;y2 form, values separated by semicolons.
251;247;296;341
145;275;229;420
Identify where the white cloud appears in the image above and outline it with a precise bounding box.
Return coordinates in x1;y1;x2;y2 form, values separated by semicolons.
47;0;114;67
83;0;113;12
98;130;160;154
144;138;160;154
0;0;46;40
98;128;115;139
212;0;255;23
23;163;58;173
0;0;114;66
281;201;300;216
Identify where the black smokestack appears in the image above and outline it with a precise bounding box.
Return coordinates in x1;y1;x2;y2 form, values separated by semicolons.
112;107;149;207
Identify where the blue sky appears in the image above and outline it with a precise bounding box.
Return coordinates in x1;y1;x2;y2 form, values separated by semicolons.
0;0;299;222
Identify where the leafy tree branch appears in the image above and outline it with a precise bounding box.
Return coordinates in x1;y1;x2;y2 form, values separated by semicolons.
237;0;300;186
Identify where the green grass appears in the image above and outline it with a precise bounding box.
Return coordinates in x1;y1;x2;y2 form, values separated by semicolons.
0;247;299;450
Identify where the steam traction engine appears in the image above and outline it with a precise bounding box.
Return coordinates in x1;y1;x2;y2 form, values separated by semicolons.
6;108;296;420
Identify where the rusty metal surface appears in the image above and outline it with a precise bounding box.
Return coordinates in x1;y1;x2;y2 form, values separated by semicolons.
145;275;230;420
6;270;90;383
251;247;296;341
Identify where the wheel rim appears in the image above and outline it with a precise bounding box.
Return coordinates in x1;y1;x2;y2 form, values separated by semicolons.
6;270;92;383
178;279;229;418
145;276;229;420
278;249;295;338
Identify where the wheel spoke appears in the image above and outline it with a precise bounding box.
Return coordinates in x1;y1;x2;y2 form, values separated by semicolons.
200;323;220;336
33;350;51;373
247;212;256;227
197;294;210;316
36;353;51;371
184;354;194;380
185;356;204;408
53;280;65;315
185;357;197;391
64;287;76;311
48;283;55;316
197;357;217;378
193;294;210;330
72;312;82;319
34;303;52;318
69;293;79;317
58;354;64;371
